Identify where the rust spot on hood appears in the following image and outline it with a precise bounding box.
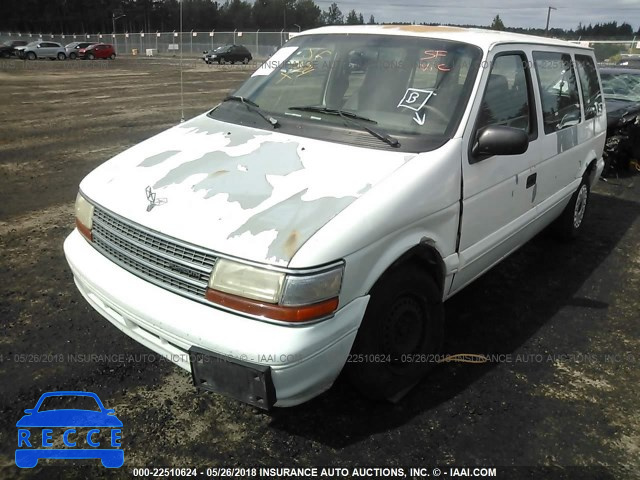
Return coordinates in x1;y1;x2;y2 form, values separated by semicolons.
284;230;300;260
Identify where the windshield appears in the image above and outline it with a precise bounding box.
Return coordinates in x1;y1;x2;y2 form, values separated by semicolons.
210;34;482;152
38;395;101;412
601;71;640;102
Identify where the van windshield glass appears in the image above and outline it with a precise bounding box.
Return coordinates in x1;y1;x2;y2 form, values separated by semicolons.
210;34;481;148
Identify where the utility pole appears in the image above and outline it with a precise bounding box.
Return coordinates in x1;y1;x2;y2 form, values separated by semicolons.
112;13;126;53
545;6;556;35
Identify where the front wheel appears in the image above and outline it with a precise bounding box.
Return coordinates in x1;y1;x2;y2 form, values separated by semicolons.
57;52;66;60
553;174;591;240
87;53;95;60
69;52;77;60
26;52;36;60
346;266;444;401
109;53;116;60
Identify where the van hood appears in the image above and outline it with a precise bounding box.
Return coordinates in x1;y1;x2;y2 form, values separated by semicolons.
81;114;414;266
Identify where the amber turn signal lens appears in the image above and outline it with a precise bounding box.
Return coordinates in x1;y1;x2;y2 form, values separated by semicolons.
205;288;338;323
76;218;93;242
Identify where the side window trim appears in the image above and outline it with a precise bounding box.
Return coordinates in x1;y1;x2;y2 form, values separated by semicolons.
575;53;603;121
468;50;538;164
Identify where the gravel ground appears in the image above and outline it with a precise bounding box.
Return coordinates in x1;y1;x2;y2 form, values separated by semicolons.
0;56;638;480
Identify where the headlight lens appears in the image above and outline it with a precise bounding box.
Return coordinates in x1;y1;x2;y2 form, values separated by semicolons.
206;259;343;322
75;192;94;241
208;259;285;303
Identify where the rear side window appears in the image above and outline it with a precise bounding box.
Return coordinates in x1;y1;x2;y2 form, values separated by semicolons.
476;53;534;134
575;55;602;120
533;51;582;134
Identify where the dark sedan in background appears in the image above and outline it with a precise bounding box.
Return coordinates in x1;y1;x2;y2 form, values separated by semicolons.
0;40;28;57
202;44;252;64
600;67;640;174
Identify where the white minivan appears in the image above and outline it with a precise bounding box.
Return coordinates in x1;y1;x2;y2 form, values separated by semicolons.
64;25;606;409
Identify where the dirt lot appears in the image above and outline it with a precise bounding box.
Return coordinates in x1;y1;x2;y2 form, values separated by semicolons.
0;56;639;479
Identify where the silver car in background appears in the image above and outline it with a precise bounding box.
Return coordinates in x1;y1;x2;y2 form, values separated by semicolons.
16;41;67;60
65;42;95;60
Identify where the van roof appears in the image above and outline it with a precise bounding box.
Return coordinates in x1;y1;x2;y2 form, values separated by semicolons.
298;25;591;52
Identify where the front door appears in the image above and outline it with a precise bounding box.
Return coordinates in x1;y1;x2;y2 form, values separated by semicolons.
451;48;540;294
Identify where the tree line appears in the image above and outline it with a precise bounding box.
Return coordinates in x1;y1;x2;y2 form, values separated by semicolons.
1;0;374;34
1;0;637;38
487;15;638;39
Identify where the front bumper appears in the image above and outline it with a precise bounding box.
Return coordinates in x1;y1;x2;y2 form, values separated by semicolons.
64;229;368;407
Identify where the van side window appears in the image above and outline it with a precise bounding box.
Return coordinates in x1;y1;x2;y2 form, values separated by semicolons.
476;53;532;134
533;52;582;133
575;55;602;120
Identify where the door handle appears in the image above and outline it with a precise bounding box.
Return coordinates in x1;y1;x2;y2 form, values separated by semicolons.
526;173;537;189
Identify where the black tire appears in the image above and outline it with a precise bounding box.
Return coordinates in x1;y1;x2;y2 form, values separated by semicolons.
87;53;95;60
109;53;116;60
553;174;591;241
346;266;444;400
69;52;77;60
57;52;66;60
242;57;249;64
217;58;223;64
26;52;36;60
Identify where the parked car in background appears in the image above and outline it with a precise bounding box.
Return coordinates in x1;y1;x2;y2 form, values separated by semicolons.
65;42;96;60
599;67;640;173
617;55;640;69
0;40;28;58
600;67;640;129
202;44;252;64
16;41;66;60
79;44;116;60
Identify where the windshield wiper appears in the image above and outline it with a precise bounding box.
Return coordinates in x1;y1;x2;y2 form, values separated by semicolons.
223;95;279;128
289;105;400;148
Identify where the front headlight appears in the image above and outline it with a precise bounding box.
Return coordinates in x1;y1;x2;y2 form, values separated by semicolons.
75;192;94;241
208;260;285;303
206;259;343;323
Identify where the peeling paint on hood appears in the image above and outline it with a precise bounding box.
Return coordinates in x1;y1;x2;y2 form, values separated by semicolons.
81;113;414;266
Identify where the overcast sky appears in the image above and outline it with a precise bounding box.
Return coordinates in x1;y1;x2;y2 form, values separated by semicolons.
315;0;640;32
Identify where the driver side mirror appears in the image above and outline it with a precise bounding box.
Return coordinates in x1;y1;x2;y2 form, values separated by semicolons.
471;125;529;162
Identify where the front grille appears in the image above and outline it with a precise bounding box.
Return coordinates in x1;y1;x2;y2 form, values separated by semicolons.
91;206;217;300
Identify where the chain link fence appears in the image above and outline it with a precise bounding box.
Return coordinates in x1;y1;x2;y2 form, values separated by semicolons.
0;31;293;59
2;31;638;62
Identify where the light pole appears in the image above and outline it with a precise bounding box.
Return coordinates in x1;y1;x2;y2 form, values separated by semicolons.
545;6;556;35
112;13;126;53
